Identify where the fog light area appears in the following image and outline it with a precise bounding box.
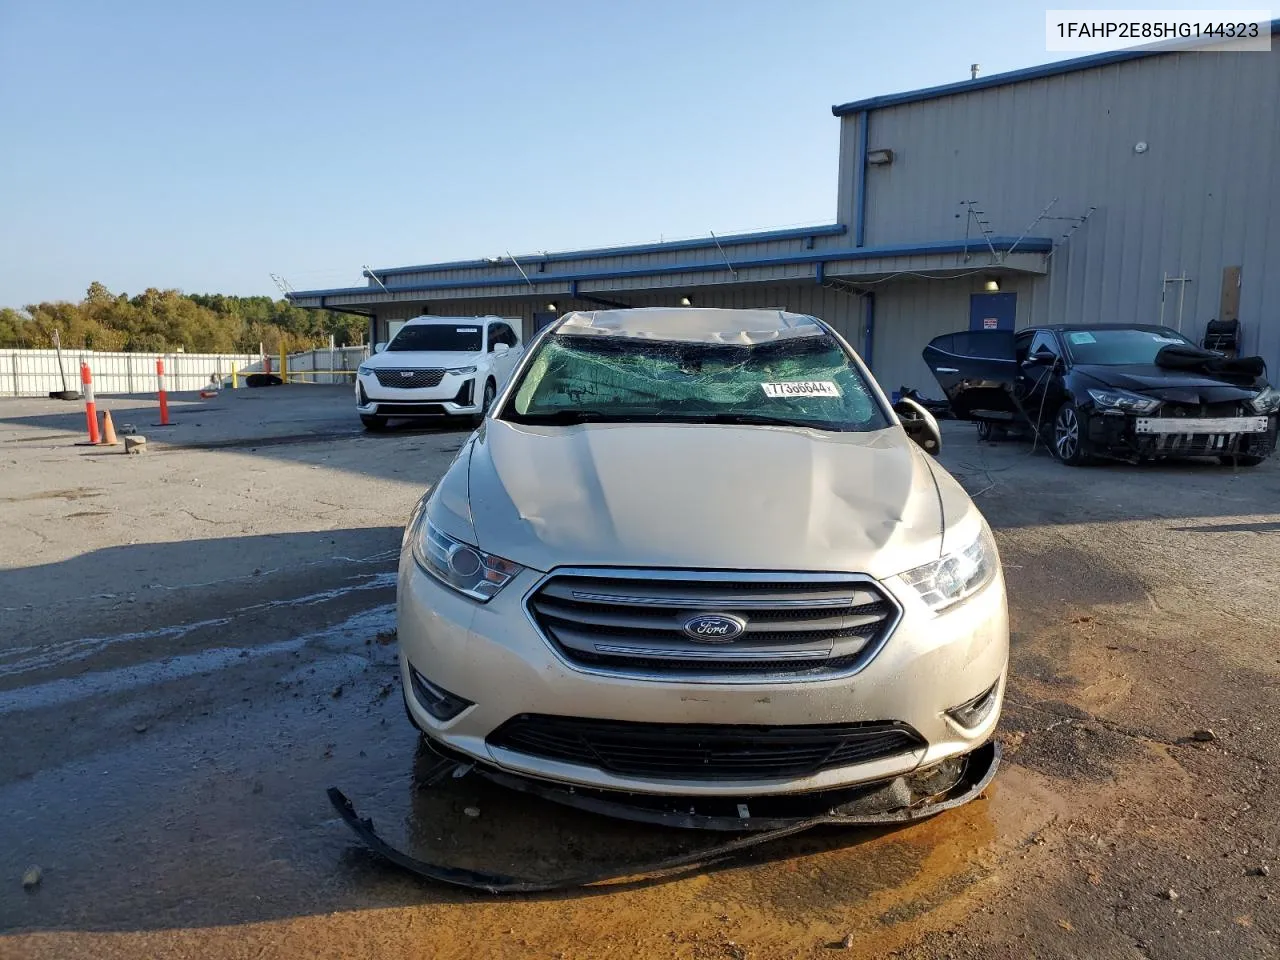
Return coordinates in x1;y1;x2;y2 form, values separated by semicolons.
409;664;474;721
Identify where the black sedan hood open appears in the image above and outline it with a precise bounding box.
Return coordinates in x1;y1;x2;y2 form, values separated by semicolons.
1073;364;1262;403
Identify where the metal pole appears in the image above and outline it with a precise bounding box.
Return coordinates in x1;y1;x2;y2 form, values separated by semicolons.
52;328;69;394
1176;276;1189;333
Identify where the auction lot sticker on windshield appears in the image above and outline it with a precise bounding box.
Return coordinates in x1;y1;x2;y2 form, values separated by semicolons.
761;381;841;398
457;327;479;333
1067;331;1096;344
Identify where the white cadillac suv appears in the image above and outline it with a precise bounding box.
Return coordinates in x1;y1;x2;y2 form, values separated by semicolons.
395;308;1007;819
355;316;523;430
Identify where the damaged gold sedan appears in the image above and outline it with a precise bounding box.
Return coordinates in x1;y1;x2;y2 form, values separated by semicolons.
333;307;1008;890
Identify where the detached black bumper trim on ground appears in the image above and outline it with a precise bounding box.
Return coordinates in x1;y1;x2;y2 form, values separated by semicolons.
326;741;1000;894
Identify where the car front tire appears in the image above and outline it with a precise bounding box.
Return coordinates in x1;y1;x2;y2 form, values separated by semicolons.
472;379;496;426
1051;401;1093;466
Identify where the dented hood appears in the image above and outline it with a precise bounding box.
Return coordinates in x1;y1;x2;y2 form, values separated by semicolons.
1073;364;1262;400
463;420;944;579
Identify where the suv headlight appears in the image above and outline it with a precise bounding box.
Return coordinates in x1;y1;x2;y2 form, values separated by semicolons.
1086;387;1160;414
447;366;477;375
358;364;372;376
1249;386;1280;414
900;523;998;613
411;516;523;602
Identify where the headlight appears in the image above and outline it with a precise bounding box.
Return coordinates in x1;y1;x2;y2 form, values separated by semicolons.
1086;387;1160;414
900;523;998;613
410;515;522;602
447;366;477;375
1249;386;1280;414
358;364;372;376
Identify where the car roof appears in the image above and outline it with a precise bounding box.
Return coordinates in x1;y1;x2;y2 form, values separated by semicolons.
554;307;825;344
1035;324;1182;333
403;315;503;325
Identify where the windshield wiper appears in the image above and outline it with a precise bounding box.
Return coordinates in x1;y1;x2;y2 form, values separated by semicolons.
510;410;842;430
699;413;838;430
510;410;640;425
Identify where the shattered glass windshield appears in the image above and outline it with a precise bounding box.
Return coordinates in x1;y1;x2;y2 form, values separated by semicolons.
501;333;889;432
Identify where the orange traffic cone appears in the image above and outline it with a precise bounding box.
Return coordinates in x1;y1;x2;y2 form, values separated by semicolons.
101;409;120;446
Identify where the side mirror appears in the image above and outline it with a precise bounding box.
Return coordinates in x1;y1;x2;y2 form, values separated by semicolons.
894;397;942;456
493;342;510;356
374;342;387;354
1023;347;1056;367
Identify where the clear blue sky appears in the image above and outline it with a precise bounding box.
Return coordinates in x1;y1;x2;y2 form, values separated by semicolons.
0;0;1219;306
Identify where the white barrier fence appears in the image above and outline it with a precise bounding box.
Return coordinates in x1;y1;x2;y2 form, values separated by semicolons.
284;346;368;384
0;350;264;398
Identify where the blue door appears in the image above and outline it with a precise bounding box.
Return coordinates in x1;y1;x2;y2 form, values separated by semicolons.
969;293;1017;332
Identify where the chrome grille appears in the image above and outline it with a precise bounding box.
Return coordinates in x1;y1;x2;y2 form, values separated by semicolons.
526;570;898;682
374;368;445;389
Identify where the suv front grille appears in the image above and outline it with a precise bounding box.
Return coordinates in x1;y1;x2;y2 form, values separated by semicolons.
526;571;898;681
374;368;445;389
487;714;925;781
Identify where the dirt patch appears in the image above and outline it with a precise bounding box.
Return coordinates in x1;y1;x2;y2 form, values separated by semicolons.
1000;701;1144;781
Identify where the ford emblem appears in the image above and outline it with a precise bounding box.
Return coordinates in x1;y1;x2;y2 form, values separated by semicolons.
682;613;747;643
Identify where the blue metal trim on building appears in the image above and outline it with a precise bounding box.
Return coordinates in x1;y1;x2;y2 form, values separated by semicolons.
855;111;869;247
290;237;1052;301
367;224;849;278
831;19;1280;116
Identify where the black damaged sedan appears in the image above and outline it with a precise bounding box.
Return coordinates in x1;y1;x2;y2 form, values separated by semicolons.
923;324;1279;466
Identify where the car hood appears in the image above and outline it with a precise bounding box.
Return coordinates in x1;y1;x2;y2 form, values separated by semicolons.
461;420;946;578
363;350;484;369
1073;364;1261;401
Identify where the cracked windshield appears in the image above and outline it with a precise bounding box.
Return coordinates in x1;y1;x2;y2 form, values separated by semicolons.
507;332;889;431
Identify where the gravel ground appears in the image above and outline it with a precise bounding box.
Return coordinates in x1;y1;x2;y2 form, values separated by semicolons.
1;386;1277;959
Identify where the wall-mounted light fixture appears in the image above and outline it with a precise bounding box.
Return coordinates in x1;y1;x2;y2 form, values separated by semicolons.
679;296;692;306
545;302;557;312
984;278;1001;293
866;149;894;165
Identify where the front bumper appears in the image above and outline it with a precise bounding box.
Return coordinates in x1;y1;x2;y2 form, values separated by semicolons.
395;553;1009;797
1084;409;1277;460
356;373;481;417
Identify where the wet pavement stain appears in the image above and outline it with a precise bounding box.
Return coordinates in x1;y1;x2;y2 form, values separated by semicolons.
0;488;104;503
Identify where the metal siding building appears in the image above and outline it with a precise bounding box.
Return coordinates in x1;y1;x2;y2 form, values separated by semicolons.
290;29;1279;399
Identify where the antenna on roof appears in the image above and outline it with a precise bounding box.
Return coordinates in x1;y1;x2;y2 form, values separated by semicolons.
506;251;536;290
970;63;980;79
362;265;391;295
709;231;738;280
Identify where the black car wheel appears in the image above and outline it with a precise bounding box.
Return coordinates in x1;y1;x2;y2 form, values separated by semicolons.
1052;402;1092;466
977;420;1007;442
473;379;496;426
360;414;388;431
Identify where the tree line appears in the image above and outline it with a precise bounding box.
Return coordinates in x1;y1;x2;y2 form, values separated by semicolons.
0;282;367;354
